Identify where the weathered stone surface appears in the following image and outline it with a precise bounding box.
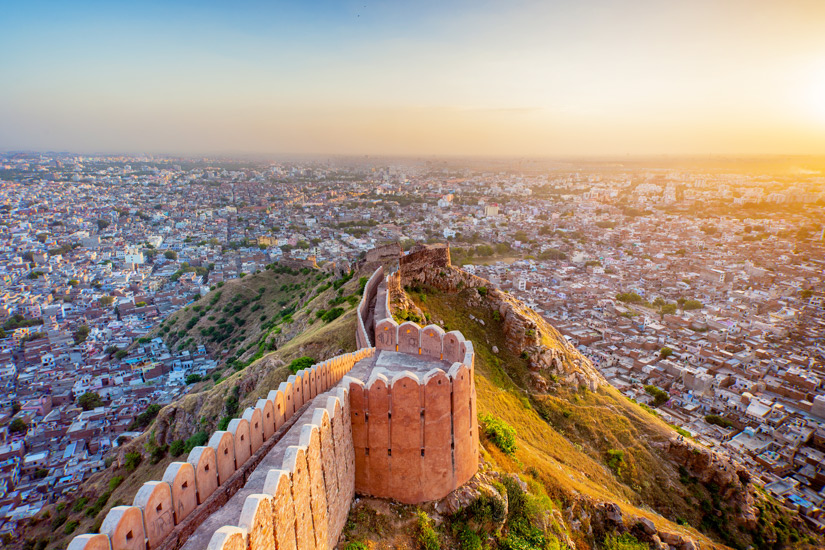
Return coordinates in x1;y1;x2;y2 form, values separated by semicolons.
162;462;198;524
207;431;235;485
667;438;756;527
637;517;656;535
268;389;286;429
420;325;444;360
68;533;112;550
423;369;454;501
397;321;421;355
279;381;295;420
283;446;314;550
227;419;252;469
312;407;339;547
366;373;390;497
256;398;276;440
328;394;351;520
238;494;273;550
450;362;478;488
375;318;398;351
442;330;464;364
133;481;175;547
263;469;297;550
205;526;247;550
299;424;329;550
389;371;423;503
242;407;264;454
187;446;218;504
100;506;146;550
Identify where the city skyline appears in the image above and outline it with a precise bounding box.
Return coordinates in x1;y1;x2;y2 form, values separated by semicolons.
2;0;825;156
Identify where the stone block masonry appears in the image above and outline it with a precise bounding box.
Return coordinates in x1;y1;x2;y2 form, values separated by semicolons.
70;259;480;550
68;349;373;550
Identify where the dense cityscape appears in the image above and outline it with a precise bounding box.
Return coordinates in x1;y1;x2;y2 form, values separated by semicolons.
0;153;823;538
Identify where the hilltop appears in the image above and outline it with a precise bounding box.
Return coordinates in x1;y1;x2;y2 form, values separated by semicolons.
17;257;821;550
341;257;819;550
15;264;369;550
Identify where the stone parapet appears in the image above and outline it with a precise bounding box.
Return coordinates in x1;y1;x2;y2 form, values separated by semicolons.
68;348;373;550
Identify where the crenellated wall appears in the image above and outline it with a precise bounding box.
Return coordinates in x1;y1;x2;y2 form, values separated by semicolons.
356;267;383;349
69;256;480;550
204;385;355;550
68;348;373;550
349;318;478;504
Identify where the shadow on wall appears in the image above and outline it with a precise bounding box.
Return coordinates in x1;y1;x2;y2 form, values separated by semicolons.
351;316;478;504
68;348;374;550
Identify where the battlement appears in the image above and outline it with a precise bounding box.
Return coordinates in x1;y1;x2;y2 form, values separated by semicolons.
68;349;372;550
69;261;478;550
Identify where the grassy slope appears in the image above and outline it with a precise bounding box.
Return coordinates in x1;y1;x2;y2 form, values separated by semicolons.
403;285;818;550
19;266;367;550
408;287;726;548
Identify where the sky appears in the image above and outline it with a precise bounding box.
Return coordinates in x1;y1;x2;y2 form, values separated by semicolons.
2;0;825;157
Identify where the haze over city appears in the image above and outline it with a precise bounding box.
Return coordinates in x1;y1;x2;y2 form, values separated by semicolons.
3;0;825;156
4;3;825;550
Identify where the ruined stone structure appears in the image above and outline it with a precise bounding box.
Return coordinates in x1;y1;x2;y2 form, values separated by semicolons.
69;262;478;550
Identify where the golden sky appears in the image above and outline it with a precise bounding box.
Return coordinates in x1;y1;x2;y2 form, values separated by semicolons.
2;1;825;156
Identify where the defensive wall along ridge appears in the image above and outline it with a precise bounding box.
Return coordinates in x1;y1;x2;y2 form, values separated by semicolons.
68;264;479;550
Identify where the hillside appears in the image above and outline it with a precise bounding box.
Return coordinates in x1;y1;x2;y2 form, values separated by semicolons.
16;264;369;550
341;263;819;550
19;260;821;550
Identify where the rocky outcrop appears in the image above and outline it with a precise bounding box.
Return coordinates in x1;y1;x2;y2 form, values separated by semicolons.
400;262;603;391
667;438;757;529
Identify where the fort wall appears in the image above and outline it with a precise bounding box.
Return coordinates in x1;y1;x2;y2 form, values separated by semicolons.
69;249;480;550
69;348;373;550
356;267;383;349
351;318;478;504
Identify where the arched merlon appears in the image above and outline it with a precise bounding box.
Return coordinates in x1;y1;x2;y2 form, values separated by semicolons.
69;349;372;550
348;357;479;503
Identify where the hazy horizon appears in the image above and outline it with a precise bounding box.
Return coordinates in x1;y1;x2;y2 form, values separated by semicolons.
3;0;825;157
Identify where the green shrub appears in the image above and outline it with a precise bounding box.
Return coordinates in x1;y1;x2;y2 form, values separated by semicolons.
479;414;517;455
644;385;669;407
169;440;186;456
606;449;625;477
184;431;210;452
288;356;315;374
124;452;142;471
109;476;124;491
457;524;482;550
321;307;344;323
416;510;440;550
344;543;368;550
477;286;488;296
64;520;79;535
603;533;648;550
72;497;88;513
467;492;506;525
705;414;733;428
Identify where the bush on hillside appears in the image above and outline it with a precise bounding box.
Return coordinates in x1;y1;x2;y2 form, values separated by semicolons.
479;414;517;455
288;356;315;374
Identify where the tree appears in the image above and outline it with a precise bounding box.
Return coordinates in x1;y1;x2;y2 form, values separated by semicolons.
77;392;103;411
9;418;28;435
96;219;110;231
164;250;177;260
660;303;677;315
660;347;673;359
644;385;669;407
73;324;90;344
